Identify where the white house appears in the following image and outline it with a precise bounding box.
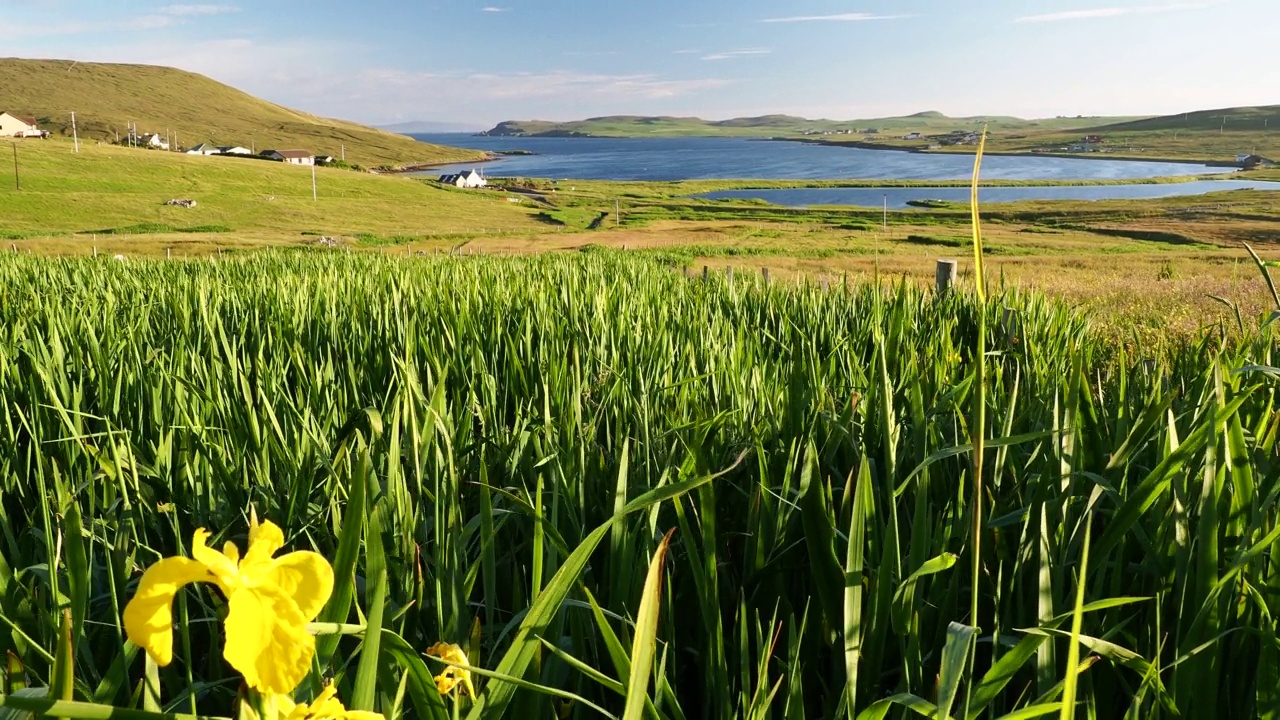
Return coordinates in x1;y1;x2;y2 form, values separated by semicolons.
438;169;487;188
218;146;252;155
903;132;923;140
140;133;170;150
185;143;221;155
264;149;315;165
0;112;43;138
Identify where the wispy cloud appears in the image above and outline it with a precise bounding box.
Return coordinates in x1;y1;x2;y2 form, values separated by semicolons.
159;4;239;15
480;6;508;12
761;12;910;23
701;48;772;61
1014;3;1212;23
672;49;702;55
0;4;238;39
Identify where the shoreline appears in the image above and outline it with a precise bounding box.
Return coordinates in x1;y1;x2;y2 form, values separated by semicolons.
777;136;1239;168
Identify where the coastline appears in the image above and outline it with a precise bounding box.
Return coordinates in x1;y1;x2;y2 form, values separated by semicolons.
385;152;503;174
776;136;1239;169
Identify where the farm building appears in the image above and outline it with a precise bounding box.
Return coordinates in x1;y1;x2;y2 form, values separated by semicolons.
1237;154;1275;169
185;143;221;155
0;112;45;138
140;133;170;150
264;149;315;165
438;169;488;188
218;146;252;155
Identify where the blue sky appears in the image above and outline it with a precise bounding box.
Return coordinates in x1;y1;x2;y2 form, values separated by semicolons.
0;1;1275;127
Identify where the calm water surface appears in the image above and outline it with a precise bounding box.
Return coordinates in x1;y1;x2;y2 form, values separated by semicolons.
412;133;1231;182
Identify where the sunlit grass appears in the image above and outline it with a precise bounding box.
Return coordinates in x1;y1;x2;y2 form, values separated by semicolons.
0;249;1277;718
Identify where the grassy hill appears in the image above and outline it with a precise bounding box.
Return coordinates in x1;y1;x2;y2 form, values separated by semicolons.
1087;105;1280;133
0;58;484;168
0;136;546;254
483;112;1141;138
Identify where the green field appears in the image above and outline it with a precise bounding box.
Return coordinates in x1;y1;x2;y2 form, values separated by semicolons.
0;136;543;251
0;58;484;168
2;249;1279;719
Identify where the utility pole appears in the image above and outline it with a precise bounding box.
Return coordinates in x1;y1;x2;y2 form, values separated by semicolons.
311;162;317;202
12;144;19;190
71;111;79;153
341;143;345;162
615;199;620;227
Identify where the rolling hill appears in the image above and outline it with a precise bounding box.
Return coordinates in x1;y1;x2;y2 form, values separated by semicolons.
481;112;1142;138
0;58;484;168
1086;105;1280;133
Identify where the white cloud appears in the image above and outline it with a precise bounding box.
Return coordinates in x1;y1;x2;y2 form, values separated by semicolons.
160;4;239;15
1014;4;1212;23
701;48;772;61
43;37;734;124
481;6;508;12
761;13;910;23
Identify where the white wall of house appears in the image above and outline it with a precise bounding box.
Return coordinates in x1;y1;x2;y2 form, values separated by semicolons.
0;113;38;137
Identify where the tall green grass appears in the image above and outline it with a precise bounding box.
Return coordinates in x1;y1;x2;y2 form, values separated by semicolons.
0;250;1276;719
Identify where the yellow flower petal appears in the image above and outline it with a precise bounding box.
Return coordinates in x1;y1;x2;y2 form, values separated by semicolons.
266;550;335;621
281;682;385;720
123;557;211;666
222;583;314;694
223;541;241;565
245;519;286;567
426;643;475;698
191;529;238;594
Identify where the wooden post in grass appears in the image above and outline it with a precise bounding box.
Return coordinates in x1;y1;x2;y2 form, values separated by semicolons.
725;266;733;283
762;267;770;284
702;266;709;282
11;144;19;191
936;259;958;294
166;247;172;260
820;278;829;291
92;246;97;257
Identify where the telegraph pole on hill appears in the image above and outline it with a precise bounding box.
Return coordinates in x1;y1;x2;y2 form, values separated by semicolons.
71;111;79;153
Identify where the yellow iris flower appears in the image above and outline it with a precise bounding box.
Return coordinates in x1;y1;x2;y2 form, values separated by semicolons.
425;642;476;698
277;681;384;720
123;518;335;695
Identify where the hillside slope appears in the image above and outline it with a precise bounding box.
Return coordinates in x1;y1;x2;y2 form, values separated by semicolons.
483;112;1141;138
0;58;483;168
0;136;544;251
1086;105;1280;133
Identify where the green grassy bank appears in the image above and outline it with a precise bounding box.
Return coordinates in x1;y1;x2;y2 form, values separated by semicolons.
1;251;1278;719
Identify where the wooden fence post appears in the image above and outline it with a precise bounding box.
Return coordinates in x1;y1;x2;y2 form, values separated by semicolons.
936;259;958;294
725;266;733;283
702;266;709;282
762;267;770;284
166;247;172;260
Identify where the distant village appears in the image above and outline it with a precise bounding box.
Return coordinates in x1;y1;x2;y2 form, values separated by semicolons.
0;111;336;166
